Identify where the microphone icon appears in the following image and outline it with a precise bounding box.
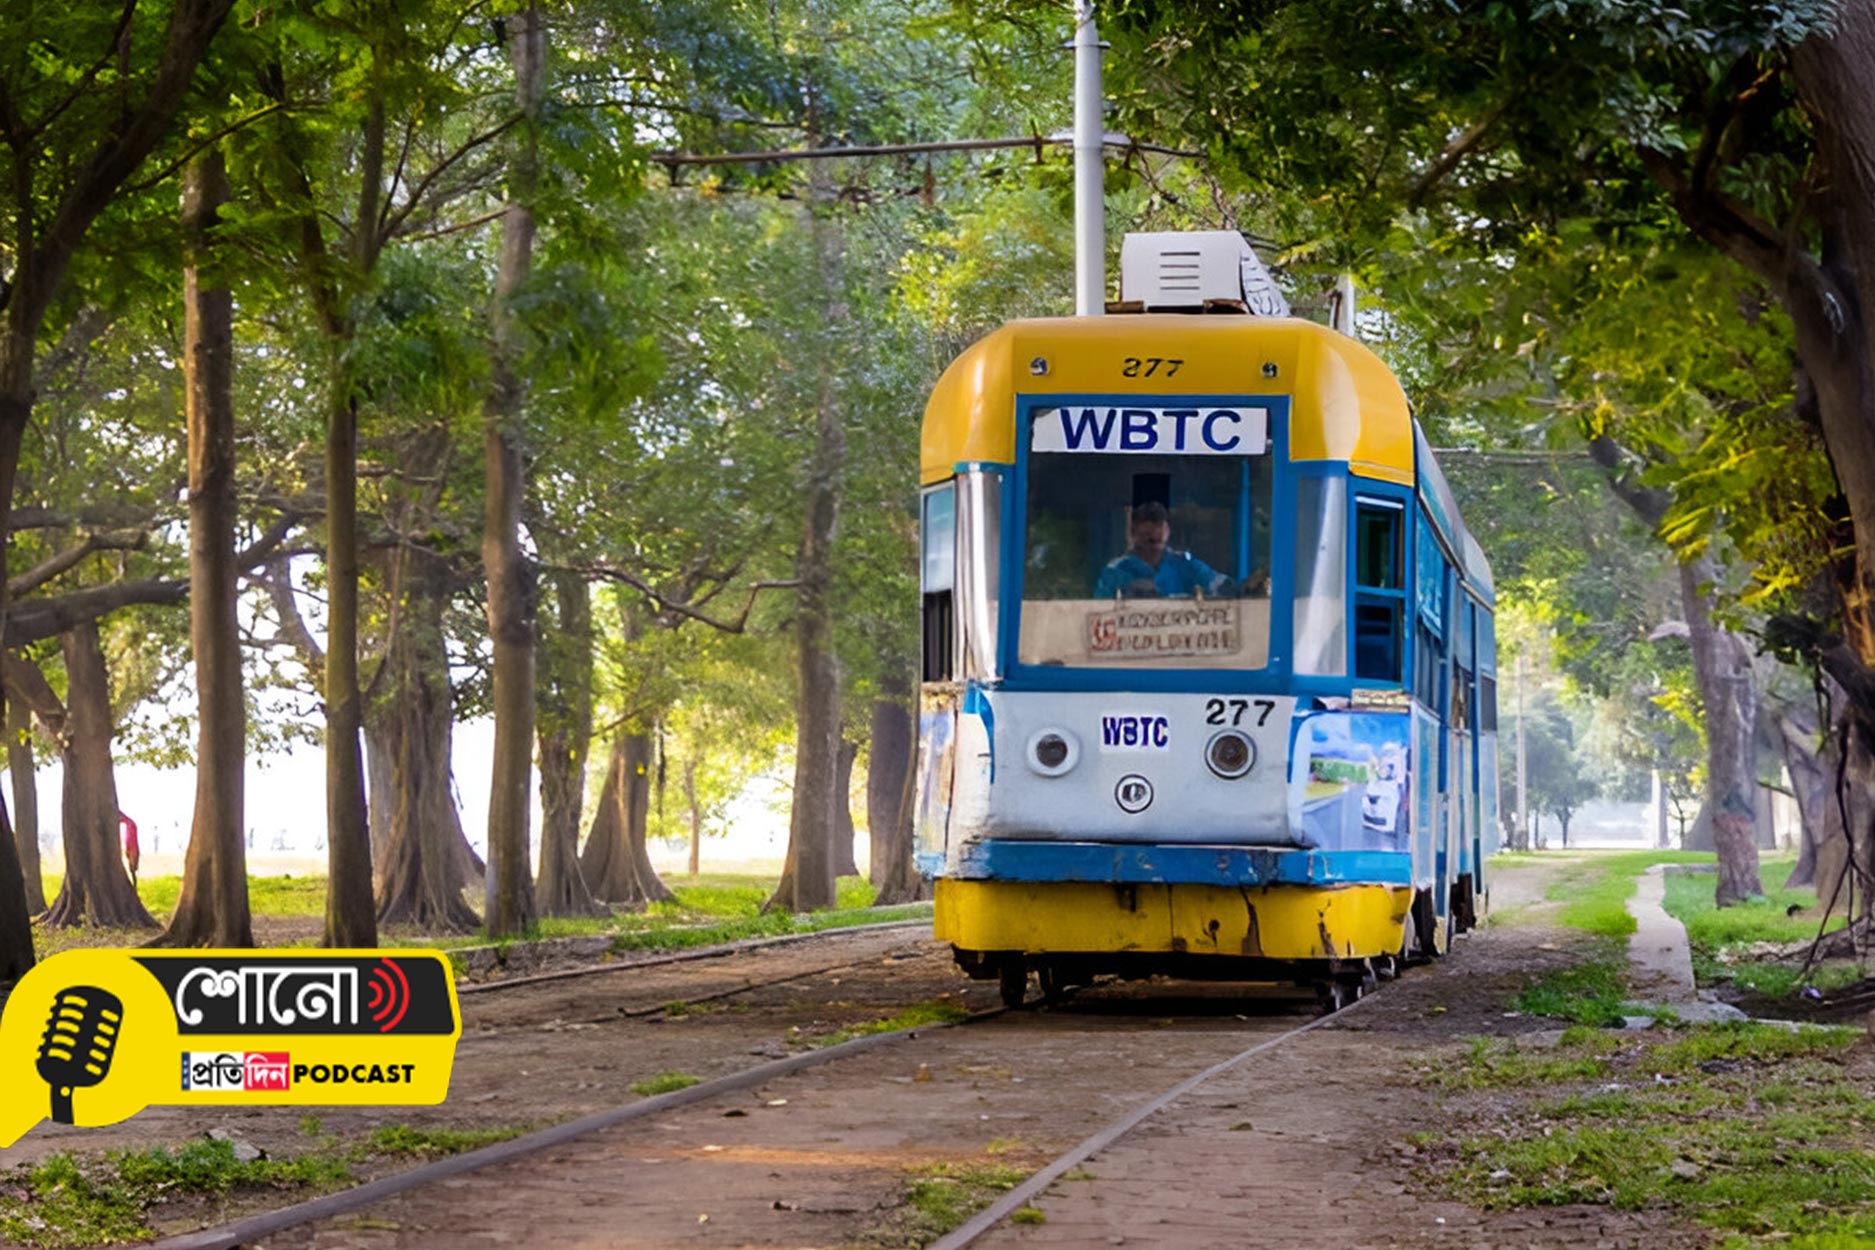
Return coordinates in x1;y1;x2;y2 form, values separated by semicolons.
36;986;124;1126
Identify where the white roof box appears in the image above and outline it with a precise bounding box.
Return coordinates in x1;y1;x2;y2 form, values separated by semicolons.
1118;231;1290;317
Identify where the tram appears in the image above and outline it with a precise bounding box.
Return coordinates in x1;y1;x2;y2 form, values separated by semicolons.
914;231;1499;1007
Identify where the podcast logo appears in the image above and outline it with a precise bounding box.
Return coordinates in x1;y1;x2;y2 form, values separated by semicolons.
0;949;461;1149
180;1052;292;1092
37;986;124;1125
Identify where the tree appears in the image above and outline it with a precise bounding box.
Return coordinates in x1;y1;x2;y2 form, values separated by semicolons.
1522;693;1600;848
158;147;252;946
0;0;237;982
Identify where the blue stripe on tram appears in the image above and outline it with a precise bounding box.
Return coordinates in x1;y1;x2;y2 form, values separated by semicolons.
947;842;1412;887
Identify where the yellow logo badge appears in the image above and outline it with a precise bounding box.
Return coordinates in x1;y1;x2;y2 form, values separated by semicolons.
0;949;462;1149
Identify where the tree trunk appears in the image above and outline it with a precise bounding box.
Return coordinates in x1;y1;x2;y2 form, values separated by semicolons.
867;692;923;905
535;571;602;917
366;712;395;873
481;2;546;940
768;157;847;916
579;735;659;908
1775;707;1832;889
1679;557;1764;904
375;552;481;931
43;623;155;928
833;738;859;878
8;691;43;915
624;730;674;904
684;757;701;876
159;147;252;947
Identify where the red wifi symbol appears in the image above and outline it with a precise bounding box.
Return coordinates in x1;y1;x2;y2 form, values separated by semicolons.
366;959;410;1033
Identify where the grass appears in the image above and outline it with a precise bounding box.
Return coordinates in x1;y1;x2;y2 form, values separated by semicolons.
1428;1020;1872;1242
892;1162;1029;1244
30;870;930;962
1661;855;1857;1004
629;1072;702;1096
1542;850;1715;937
813;1000;969;1047
364;1124;526;1158
0;1139;352;1248
1505;944;1675;1028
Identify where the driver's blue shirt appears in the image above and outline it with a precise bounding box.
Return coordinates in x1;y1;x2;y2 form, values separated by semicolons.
1096;549;1228;598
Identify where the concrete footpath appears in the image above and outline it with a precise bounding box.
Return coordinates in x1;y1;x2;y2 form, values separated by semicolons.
1627;864;1698;1002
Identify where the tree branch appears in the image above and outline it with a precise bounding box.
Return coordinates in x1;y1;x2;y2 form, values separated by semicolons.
568;562;799;632
8;529;148;597
1407;97;1511;206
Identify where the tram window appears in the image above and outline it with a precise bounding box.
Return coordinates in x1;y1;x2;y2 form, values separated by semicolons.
1293;476;1347;676
1354;503;1402;590
922;592;953;682
921;486;955;594
1479;675;1498;732
922;484;957;682
1413;621;1442;708
1353;499;1405;682
1017;438;1273;671
1355;602;1401;682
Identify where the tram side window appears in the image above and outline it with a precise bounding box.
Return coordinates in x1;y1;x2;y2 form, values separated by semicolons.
922;485;956;682
1413;620;1442;710
1353;500;1405;682
1479;675;1498;732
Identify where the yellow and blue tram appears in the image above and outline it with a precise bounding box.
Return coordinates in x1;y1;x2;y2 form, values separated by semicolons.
914;233;1499;1006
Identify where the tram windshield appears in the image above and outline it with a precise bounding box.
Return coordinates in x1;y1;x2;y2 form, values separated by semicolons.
1020;409;1274;670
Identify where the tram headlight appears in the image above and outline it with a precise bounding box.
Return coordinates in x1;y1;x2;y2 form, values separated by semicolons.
1027;729;1078;777
1205;729;1256;780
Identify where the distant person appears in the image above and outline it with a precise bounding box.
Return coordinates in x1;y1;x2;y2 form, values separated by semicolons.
1096;503;1263;598
119;811;140;891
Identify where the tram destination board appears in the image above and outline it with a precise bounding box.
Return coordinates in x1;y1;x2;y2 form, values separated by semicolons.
1087;600;1239;657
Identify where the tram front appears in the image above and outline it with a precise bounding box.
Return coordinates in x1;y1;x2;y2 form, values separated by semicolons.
916;232;1424;1003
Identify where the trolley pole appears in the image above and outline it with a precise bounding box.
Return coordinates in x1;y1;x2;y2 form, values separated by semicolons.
1072;0;1105;316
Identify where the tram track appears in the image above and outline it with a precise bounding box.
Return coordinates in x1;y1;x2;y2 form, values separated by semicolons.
144;940;1382;1250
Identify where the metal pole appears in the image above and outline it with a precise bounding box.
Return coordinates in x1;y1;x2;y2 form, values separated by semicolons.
1515;651;1529;850
1072;0;1105;316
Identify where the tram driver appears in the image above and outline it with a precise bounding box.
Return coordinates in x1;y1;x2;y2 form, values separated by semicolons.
1096;502;1268;599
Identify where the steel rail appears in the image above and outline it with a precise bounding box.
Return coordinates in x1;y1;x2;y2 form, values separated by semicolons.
455;917;931;996
147;1006;999;1250
927;988;1380;1249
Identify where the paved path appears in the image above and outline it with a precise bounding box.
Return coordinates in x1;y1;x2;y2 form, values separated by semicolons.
1626;865;1697;1002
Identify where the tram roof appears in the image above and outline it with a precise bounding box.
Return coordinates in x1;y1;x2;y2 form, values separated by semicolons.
920;316;1416;487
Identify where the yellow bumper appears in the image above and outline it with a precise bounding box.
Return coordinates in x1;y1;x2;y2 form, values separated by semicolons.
934;878;1412;961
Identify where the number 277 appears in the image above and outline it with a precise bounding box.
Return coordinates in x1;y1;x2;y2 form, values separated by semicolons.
1121;357;1183;377
1205;698;1275;726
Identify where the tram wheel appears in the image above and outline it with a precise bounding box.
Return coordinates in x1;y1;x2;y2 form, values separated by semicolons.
1037;962;1066;1005
998;961;1029;1009
1315;978;1351;1015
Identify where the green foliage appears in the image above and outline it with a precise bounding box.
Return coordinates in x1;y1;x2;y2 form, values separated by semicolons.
364;1125;526;1158
629;1072;703;1096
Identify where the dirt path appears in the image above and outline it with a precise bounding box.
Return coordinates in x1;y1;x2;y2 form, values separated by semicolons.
7;859;1717;1249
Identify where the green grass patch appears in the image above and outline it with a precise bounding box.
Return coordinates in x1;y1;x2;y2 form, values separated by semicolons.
1545;851;1714;937
893;1162;1029;1243
814;1000;968;1047
1507;947;1666;1027
364;1124;526;1158
1663;860;1857;1003
629;1072;703;1096
607;901;932;956
1430;1018;1875;1242
1437;1029;1625;1089
0;1139;352;1249
1009;1206;1046;1225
